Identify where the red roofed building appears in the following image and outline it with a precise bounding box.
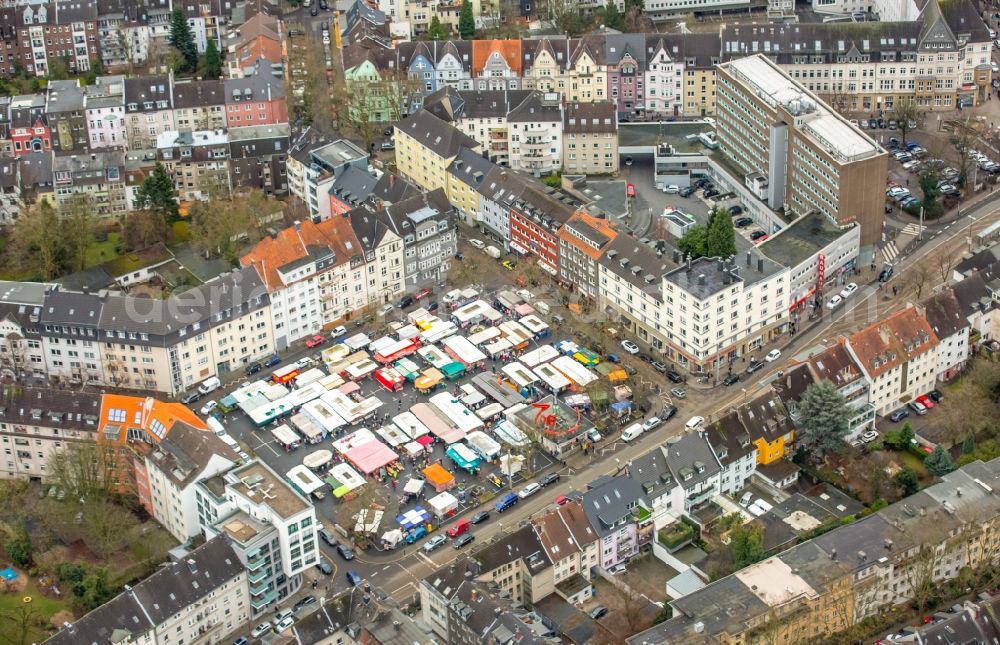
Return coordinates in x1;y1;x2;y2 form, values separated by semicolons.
472;40;523;90
557;211;618;299
845;306;938;415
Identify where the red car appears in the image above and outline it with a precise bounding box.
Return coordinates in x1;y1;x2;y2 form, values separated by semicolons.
305;335;326;348
415;287;431;300
555;495;568;506
916;394;935;409
753;234;769;244
447;519;470;538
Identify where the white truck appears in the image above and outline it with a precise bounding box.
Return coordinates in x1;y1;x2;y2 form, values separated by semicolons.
485;245;502;259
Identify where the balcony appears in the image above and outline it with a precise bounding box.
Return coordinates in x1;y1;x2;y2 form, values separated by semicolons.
523;136;549;149
248;567;268;584
247;556;267;572
250;590;278;610
249;580;271;596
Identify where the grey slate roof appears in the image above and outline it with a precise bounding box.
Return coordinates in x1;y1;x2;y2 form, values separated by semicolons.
172;79;225;110
508;91;562;123
397;109;480;160
661;432;722;492
329;165;379;207
921;287;968;340
124;76;173;112
446;147;496;189
46;80;86;114
46;536;243;645
581;475;645;537
40;291;104;327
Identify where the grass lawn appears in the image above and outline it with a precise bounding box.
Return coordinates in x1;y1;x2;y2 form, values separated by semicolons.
895;450;931;481
84;232;122;268
0;576;72;642
171;220;191;243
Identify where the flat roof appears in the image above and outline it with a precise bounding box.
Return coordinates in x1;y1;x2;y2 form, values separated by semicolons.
720;54;881;163
758;211;851;267
228;460;310;519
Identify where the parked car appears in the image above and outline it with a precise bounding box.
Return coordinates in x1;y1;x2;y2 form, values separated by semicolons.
590;606;609;620
916;394;936;409
908;400;928;415
245;362;262;376
305;334;326;348
861;430;879;443
840;283;858;299
662;405;678;420
319;528;337;546
453;534;475;549
666;370;684;384
749;230;767;241
424;535;447;552
519;483;541;498
651;361;668;373
587;428;603;443
181;392;200;404
251;622;273;638
746;360;765;374
448;519;471;538
734;217;753;228
739;492;753;507
928;389;944;403
469;239;485;249
670;387;686;399
664;184;680;194
729;205;744;215
642;416;662;431
765;349;781;362
265;354;281;367
276;615;296;631
200;400;218;416
336;544;355;560
294;596;317;613
315;557;333;575
679;186;696;197
826;295;843;310
346;570;362;586
540;472;560;487
889;408;910;422
470;510;490;524
685;416;705;430
722;373;740;386
620;340;640;354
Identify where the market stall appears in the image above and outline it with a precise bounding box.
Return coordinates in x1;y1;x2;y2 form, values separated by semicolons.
422;463;456;492
303;449;333;470
397;507;432;531
286;465;327;500
412;403;466;444
403;441;427;457
427;491;459;520
326;463;365;499
446;442;480;474
415;368;444;394
291;412;325;444
378;424;411;447
343;439;399;476
393;411;430;439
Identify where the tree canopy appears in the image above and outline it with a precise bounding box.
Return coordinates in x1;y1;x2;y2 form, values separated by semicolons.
134;161;180;219
204;38;222;78
730;522;764;569
168;8;198;72
459;0;476;39
924;445;956;476
795;379;851;460
677;208;737;260
427;16;446;40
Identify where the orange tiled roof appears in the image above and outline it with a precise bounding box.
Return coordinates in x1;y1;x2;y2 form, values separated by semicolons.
241;219;358;292
472;40;522;76
557;210;618;261
99;394;206;444
848;306;938;380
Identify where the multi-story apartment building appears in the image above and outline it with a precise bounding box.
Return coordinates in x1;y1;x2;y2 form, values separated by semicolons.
224;71;288;128
422;87;531;166
8;93;51;156
630;457;1000;644
508;183;578;275
562;101;617;175
346;201;407;306
920;288;969;381
45;79;88;153
46;536;249;645
135;420;238;543
6;2;100;78
445;147;496;226
645;37;684;118
716;54;888;251
557;210;618;300
156;129;230;201
378;189;457;288
0;387;102;480
228;123;290;196
475;165;530;246
84;74;127;149
124;75;174;150
507;92;563;176
581;475;647;570
172;78;227;131
846;305;939;415
530;498;600;605
395;109;481;193
51;150;126;218
794;340;876;437
201;460;319;614
39;290;105;386
0;157;22;225
286;136;367;221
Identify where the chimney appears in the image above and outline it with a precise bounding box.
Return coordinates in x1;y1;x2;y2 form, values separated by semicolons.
698;274;706;286
294;220;301;231
746;250;751;267
686;255;692;272
389;174;395;187
757;258;764;273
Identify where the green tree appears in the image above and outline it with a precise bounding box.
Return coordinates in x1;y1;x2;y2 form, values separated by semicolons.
84;57;104;85
963;432;976;455
601;1;624;30
706;208;737;258
168;8;198;72
924;445;956;476
459;0;476;39
899;422;915;447
730;522;764;569
204;38;222;78
427;16;446;40
795;380;851;461
895;467;919;496
958;439;1000;466
47;54;70;81
917;168;942;218
62;195;94;273
678;224;708;259
4;518;32;568
134;161;180;219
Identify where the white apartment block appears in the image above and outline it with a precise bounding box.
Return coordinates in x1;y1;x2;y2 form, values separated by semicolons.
847;305;939;416
921;288;970;381
46;537;250;645
507;94;563;175
645;42;684;116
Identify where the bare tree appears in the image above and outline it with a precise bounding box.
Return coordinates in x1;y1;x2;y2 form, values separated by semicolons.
906;262;932;299
47;440;121;502
82;499;138;559
893;99;923;145
936;254;957;285
0;603;44;645
116;26;136;75
946;117;983;188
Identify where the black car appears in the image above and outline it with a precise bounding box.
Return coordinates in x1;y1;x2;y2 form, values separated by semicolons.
470;510;490;524
662;404;678;420
318;0;327;8
722;373;740;386
703;188;718;198
294;596;317;613
453;534;474;549
310;3;318;15
750;230;767;241
637;353;653;363
745;360;765;375
928;389;944;403
336;544;355;560
878;264;894;283
245;362;262;376
729;205;743;215
181;392;200;404
265;354;281;367
590;606;609;620
679;186;696;197
540;472;560;487
398;295;414;309
427;301;439;312
383;127;393;137
666;370;684;384
651;361;668;373
734;217;753;228
889;408;910;422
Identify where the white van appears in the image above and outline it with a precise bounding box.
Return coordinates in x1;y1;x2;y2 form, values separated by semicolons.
534;301;551;315
207;417;226;437
621;423;644;442
197;376;221;395
685;416;705;431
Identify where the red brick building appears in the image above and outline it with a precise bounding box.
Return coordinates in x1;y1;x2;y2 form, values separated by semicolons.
507;184;578;275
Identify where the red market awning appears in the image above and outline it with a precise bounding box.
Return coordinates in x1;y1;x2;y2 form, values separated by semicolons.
416;435;434;447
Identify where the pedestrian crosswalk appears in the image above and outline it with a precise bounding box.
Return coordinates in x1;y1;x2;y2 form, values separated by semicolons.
900;223;926;236
882;241;899;263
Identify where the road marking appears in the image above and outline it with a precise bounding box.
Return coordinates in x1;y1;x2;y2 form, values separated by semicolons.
882;241;899;263
382;565;391;571
417;553;436;566
391;582;414;596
